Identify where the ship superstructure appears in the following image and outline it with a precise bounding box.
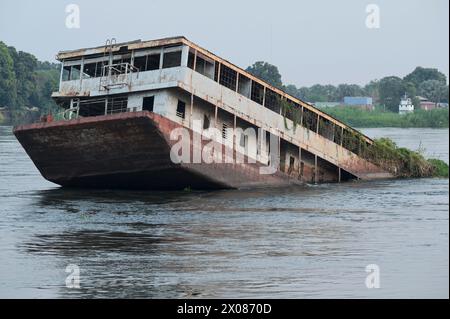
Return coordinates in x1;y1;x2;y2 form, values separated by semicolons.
14;36;391;189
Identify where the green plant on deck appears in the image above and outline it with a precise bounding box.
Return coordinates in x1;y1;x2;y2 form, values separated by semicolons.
280;99;302;133
361;137;448;178
427;159;449;178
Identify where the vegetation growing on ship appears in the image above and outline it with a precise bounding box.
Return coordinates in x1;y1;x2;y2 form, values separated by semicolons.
359;137;448;178
280;98;302;132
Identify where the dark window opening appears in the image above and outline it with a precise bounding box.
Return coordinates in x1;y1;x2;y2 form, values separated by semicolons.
70;65;81;80
122;57;131;66
302;108;318;132
176;100;186;119
196;55;215;79
95;60;108;77
106;96;128;114
142;96;155;112
75;96;129;117
62;66;71;81
146;54;160;71
78;98;107;117
342;129;362;155
288;156;295;174
251;81;264;105
133;56;147;72
238;74;251;98
187;51;195;69
264;89;281;113
239;133;248;148
219;64;237;91
318;117;335;141
334;125;343;145
162;51;182;68
203;114;210;130
82;62;97;79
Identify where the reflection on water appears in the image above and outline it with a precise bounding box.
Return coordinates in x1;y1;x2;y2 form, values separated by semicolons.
0;126;448;298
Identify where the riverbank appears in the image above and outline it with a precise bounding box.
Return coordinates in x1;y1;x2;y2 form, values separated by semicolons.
323;107;449;128
0;109;40;126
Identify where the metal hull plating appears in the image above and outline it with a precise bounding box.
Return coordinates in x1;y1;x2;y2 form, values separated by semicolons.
14;112;305;190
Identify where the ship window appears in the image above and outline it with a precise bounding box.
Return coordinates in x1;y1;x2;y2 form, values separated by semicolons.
133;56;147;72
239;134;248;148
107;96;128;114
70;65;81;80
82;62;97;79
62;66;71;81
302;108;318;132
265;89;281;113
203;114;210;130
176;100;186;119
162;51;182;69
288;156;295;174
187;51;195;69
146;54;160;71
195;54;215;79
122;57;131;66
142;96;154;112
95;60;108;77
251;81;264;105
238;74;251;98
219;64;237;91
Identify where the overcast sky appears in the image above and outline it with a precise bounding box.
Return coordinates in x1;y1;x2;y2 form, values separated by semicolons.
0;0;448;87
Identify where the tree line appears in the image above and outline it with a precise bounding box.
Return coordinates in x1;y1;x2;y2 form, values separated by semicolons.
246;62;449;112
0;41;60;123
0;41;448;124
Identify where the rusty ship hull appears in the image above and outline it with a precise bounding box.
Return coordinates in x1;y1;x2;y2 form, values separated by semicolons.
13;111;301;190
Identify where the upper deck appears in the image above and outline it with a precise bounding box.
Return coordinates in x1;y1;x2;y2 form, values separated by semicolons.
54;36;372;147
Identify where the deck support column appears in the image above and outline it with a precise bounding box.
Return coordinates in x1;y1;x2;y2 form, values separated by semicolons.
298;146;302;180
233;114;237;159
314;155;318;184
316;114;320;134
214;105;218;128
190;93;194;127
338;167;342;183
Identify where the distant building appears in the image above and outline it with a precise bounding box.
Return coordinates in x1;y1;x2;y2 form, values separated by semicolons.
416;96;437;111
343;96;373;110
313;102;341;109
420;101;437;111
399;96;414;114
437;102;449;108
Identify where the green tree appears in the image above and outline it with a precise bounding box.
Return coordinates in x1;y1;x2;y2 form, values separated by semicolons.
246;61;283;88
336;84;364;101
364;80;380;103
0;42;17;108
419;80;449;103
378;76;405;112
404;67;447;88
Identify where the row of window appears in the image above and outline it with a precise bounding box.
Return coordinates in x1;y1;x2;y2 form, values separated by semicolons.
62;50;182;81
186;51;367;155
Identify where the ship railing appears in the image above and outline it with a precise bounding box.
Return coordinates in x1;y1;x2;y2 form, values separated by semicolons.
100;62;139;90
53;106;80;121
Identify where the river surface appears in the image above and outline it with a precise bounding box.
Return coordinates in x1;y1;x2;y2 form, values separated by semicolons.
0;126;448;298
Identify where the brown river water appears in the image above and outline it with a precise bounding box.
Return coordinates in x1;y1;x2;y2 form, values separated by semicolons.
0;126;448;298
